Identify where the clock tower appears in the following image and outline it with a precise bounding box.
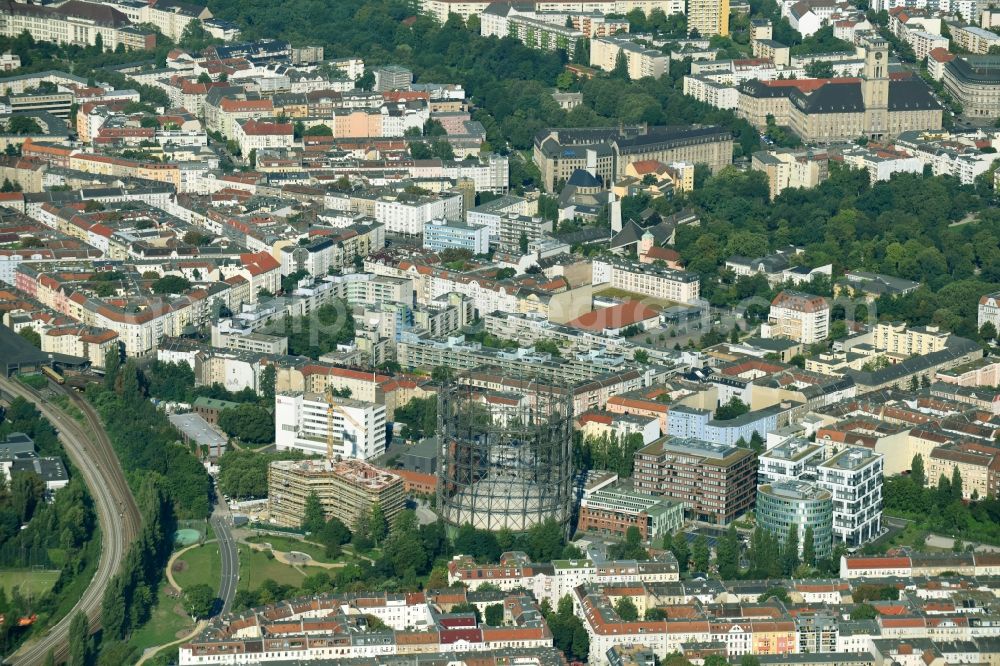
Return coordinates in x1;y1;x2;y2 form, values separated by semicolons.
862;38;890;140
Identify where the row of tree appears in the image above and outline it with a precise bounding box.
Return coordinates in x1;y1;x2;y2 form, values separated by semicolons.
99;476;176;650
573;431;646;478
96;355;213;518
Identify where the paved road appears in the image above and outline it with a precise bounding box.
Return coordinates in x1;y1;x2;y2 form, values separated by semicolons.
210;495;239;615
1;378;141;666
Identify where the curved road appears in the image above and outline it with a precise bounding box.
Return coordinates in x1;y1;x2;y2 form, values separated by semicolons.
209;494;238;615
0;378;141;666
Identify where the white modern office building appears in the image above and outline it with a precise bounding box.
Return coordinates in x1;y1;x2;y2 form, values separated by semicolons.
275;392;387;460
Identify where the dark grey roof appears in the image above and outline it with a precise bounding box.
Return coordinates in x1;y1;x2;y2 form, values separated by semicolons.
887;78;941;111
944;55;1000;85
847;336;981;387
739;79;796;98
791;82;865;114
11;457;68;484
0;433;35;459
566;169;601;188
609;219;646;249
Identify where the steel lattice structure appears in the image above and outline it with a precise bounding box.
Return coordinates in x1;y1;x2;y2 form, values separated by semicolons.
436;370;574;533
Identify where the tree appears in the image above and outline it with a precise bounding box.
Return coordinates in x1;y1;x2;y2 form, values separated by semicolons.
981;321;997;341
758;586;790;603
715;396;750;420
692;534;710;573
527;518;567;561
261;364;276;405
614;596;639;621
672;532;690;572
782;523;800;576
17;327;40;348
485;603;504;626
716;525;740;579
302;491;326;534
951;466;964;501
101;574;128;640
217;404;274;444
10;471;45;524
911;453;925;488
317;516;351;557
69;611;89;666
612;49;630;80
850;603;880;620
805;61;835;77
151;275;191;295
6;115;43;135
183;583;216;619
802;525;816;567
368;503;388;546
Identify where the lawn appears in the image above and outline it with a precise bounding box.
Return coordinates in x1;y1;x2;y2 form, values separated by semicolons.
245;535;337;563
173;543;221;591
237;545;307;590
0;569;60;597
594;287;680;309
16;374;47;389
128;584;194;653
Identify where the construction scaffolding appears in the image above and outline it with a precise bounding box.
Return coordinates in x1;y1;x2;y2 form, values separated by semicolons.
436;369;575;533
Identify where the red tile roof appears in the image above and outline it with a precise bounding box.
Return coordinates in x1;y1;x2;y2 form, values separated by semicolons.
567;300;659;332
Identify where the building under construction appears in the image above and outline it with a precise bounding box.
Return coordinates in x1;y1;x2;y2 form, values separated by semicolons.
437;370;575;533
267;458;405;529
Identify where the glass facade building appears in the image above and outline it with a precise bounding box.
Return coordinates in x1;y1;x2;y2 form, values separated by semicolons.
756;481;833;560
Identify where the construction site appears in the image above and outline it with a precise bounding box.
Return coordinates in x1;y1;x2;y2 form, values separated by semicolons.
266;457;405;529
436;370;576;533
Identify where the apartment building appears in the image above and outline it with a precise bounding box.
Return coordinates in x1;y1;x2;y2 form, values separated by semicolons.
423;218;489;255
420;0;686;22
590;37;669;79
448;551;679;608
267;458;404;530
751;148;830;199
40;325;118;369
274;391;387;460
592;257;701;304
497;214;553;251
232;119;293;156
979;291;1000;332
371;192;464;236
506;14;583;57
753;38;791;66
815;447;883;548
277;223;386;277
873;322;949;356
0;0;155;51
906;30;949;60
766;290;830;344
949;23;1000;54
466;195;535;241
926;443;998;500
840;145;924;183
688;0;730;36
683;75;740;110
633;436;758;525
